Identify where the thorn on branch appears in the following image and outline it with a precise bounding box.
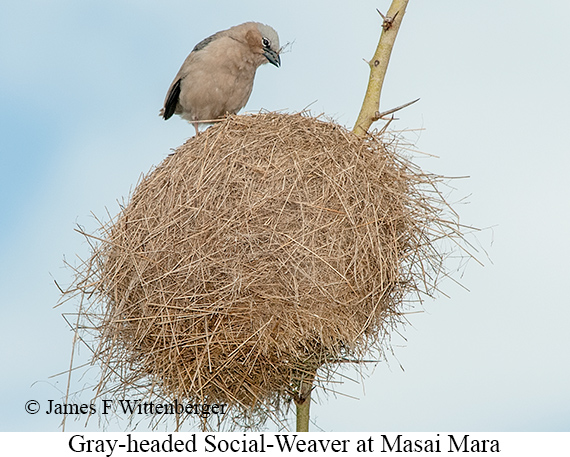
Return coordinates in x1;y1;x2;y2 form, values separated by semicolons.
377;8;400;31
372;98;420;122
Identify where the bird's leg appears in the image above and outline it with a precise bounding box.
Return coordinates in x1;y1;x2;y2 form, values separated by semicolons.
193;121;200;136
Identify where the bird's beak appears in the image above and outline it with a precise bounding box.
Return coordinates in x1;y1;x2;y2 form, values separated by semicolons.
263;48;281;67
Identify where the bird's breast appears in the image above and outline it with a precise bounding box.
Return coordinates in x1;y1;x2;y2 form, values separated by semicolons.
185;68;255;119
175;38;262;122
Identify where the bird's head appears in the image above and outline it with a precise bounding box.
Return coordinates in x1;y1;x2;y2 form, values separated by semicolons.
257;23;281;67
243;22;281;68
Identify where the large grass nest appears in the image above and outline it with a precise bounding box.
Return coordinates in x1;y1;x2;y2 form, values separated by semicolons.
64;112;468;430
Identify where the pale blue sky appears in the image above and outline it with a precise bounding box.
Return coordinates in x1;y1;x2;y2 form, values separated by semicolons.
1;0;569;431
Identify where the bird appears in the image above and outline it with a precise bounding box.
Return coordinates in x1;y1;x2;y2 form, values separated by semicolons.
161;22;281;134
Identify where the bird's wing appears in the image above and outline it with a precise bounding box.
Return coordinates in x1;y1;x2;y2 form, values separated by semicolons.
162;31;227;120
163;78;181;120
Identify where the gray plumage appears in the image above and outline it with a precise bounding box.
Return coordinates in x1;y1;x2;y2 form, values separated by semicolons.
161;22;280;133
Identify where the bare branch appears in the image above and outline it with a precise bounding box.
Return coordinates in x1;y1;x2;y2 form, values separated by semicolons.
353;0;410;136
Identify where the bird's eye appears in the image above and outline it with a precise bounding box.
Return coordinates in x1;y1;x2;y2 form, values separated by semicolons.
262;37;271;48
